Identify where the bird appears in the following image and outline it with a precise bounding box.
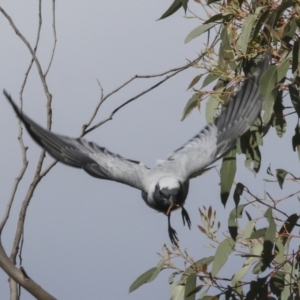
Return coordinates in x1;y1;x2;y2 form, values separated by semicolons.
4;50;270;246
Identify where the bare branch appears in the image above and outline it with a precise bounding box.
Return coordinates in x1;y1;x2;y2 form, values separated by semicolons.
81;43;219;137
0;243;56;299
44;0;57;77
0;5;52;106
0;0;43;234
82;65;191;135
0;4;58;298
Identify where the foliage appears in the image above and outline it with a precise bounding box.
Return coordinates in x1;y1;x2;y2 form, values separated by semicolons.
131;167;300;299
130;0;300;299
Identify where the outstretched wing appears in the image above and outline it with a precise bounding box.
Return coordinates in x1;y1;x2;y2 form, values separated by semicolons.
158;50;270;180
4;91;151;192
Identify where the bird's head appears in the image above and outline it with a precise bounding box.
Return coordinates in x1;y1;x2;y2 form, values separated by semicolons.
152;177;182;214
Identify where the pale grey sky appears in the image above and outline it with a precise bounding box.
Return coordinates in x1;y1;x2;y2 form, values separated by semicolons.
0;1;299;299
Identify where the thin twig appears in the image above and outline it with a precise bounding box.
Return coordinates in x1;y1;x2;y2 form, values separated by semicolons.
81;37;220;136
0;1;43;235
81;65;195;135
82;65;191;135
44;0;57;77
0;5;52;105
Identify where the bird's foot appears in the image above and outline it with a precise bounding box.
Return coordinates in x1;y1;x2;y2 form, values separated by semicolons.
181;207;191;229
168;225;179;247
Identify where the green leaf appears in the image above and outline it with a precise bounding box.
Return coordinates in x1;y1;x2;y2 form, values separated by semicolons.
182;0;188;12
272;90;286;138
233;183;245;207
237;8;263;54
277;57;290;83
276;168;288;189
220;148;236;206
264;208;276;241
252;261;264;274
282;18;297;45
200;296;219;300
292;39;299;74
289;85;300;118
251;10;270;42
184;273;197;300
260;65;278;124
232;264;252;287
282;263;292;300
243;220;256;239
201;73;218;89
185;285;203;298
292;123;300;160
244;143;261;174
207;0;220;5
249;228;267;239
251;242;263;256
184;23;215;44
246;278;268;298
211;238;235;277
204;13;224;24
188;256;214;272
261;208;276;269
230;205;247;220
158;0;183;20
169;272;178;284
274;236;285;264
187;74;203;90
205;93;220;123
181;93;202;121
129;259;165;293
278;213;299;246
170;282;185;300
220;26;236;71
228;204;247;240
270;271;285;297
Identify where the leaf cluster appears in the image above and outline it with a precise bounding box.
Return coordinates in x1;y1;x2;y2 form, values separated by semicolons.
130;168;300;299
130;0;300;298
171;0;300;207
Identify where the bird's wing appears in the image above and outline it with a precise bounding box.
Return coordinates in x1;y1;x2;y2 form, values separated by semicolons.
157;50;270;180
4;91;151;192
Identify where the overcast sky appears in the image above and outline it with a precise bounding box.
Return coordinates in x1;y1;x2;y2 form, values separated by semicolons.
0;1;299;299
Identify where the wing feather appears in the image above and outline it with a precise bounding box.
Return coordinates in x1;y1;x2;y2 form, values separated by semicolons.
158;50;271;180
3;91;150;192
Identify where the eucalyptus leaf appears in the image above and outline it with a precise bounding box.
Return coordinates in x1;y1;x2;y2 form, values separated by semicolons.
292;39;299;74
220;149;237;206
158;0;183;20
276;168;288;189
260;65;278;124
187;74;203;90
184;23;214;44
211;238;235;277
181;93;202;121
129;259;165;293
220;26;236;71
289;85;300;118
292;123;300;160
184;273;197;300
237;7;263;54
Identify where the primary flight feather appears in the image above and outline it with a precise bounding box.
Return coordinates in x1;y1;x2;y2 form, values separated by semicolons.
4;50;270;245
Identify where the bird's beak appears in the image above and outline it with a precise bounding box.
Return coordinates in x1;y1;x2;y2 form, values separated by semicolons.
166;205;172;216
166;196;174;216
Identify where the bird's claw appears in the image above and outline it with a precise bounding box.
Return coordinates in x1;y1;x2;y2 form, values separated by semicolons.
181;207;191;229
168;226;179;247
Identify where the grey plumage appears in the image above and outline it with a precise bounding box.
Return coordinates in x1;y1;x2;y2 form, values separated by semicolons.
3;50;270;246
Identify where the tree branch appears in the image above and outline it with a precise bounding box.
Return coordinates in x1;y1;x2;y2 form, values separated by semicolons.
0;243;56;300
